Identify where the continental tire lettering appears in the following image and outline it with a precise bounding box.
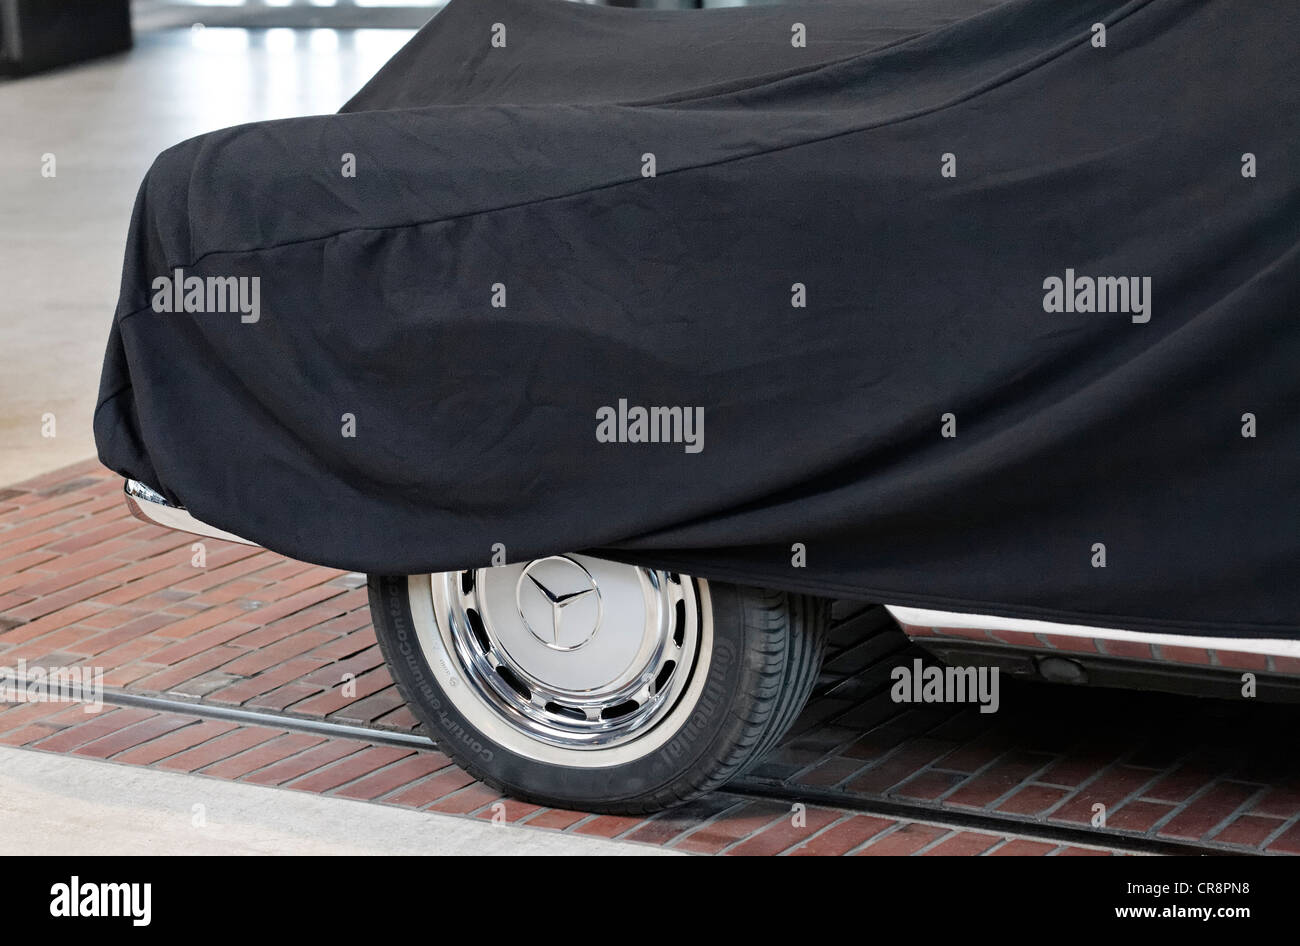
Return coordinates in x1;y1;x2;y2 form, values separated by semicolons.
663;638;735;761
437;712;494;763
387;585;492;761
390;584;442;711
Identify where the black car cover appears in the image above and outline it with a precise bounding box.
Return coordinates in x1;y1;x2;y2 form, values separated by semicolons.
95;0;1299;639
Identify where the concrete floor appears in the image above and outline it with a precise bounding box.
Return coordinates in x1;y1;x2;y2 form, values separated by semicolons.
0;746;674;855
133;2;444;31
0;26;412;486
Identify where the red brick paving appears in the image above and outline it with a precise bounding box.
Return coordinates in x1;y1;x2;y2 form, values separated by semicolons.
997;784;1071;816
1157;782;1257;841
1264;823;1300;855
1211;813;1286;848
113;718;239;765
728;806;842;856
987;839;1058;856
156;726;280;773
198;733;326;780
750;607;1300;855
923;831;1003;856
474;796;542;824
287;745;413;793
787;814;894;855
0;467;397;725
428;783;505;815
242;739;364;786
70;712;196;759
522;808;589;831
857;822;948;855
333;751;451;801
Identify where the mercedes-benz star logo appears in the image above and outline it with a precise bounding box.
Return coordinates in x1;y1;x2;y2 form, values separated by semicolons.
515;556;603;652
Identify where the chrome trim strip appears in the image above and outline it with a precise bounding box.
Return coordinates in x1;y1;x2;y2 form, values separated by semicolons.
123;479;259;547
885;605;1300;659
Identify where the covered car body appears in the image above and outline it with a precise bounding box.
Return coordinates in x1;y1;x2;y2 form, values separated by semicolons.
96;0;1300;640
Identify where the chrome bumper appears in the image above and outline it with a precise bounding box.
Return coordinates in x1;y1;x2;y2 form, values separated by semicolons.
124;479;258;547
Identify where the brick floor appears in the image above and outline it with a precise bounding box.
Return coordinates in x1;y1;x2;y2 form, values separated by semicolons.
745;605;1300;854
2;462;1296;854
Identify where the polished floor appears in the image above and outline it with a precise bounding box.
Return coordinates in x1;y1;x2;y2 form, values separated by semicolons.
132;2;444;31
0;27;414;486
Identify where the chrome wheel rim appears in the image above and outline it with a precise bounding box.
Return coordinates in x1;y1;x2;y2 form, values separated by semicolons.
428;555;703;750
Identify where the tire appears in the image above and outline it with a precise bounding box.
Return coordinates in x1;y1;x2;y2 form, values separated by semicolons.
368;556;828;814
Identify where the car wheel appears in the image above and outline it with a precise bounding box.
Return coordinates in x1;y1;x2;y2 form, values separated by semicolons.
368;555;828;813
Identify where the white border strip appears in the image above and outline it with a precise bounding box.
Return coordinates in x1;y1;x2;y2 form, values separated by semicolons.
885;605;1300;659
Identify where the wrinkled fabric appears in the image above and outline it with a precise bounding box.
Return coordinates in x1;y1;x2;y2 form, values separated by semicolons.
96;0;1300;638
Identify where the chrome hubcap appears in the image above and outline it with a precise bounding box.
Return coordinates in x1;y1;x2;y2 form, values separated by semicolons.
430;555;702;749
515;556;604;652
